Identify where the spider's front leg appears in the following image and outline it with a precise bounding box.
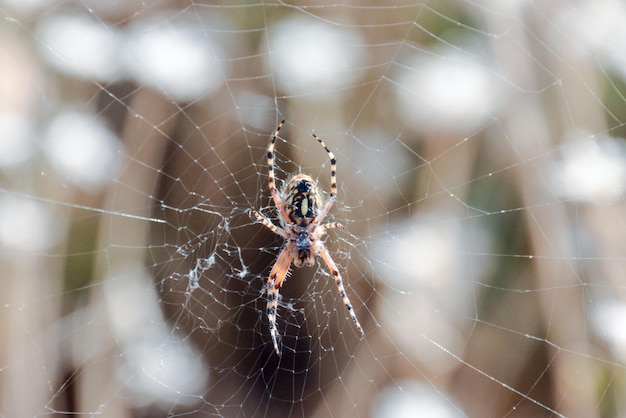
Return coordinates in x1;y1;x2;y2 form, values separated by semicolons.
265;245;294;355
251;209;289;239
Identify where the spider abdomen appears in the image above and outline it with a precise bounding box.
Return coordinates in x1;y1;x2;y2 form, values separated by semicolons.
283;174;322;226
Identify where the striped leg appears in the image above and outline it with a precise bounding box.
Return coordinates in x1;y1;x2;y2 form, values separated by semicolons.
251;209;289;240
266;246;294;355
316;244;364;338
267;120;291;225
319;222;344;232
312;132;338;223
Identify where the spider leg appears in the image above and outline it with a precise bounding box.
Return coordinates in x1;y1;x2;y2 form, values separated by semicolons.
319;222;344;232
251;209;290;239
266;244;294;355
314;222;344;239
316;244;365;338
312;132;338;223
267;120;292;226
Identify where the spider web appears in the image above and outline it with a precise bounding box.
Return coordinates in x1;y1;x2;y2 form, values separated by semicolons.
1;0;625;417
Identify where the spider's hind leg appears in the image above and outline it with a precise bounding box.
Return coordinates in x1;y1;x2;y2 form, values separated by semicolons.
266;246;294;355
317;244;365;338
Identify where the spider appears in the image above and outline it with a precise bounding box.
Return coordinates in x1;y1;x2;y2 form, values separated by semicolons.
252;120;365;355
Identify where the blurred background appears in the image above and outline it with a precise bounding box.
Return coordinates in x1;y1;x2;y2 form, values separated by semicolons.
1;0;625;417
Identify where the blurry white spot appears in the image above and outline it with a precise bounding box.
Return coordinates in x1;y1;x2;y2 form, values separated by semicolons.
235;91;275;131
0;114;36;169
105;265;164;342
123;15;222;101
374;215;459;288
372;212;492;297
371;214;491;371
552;0;626;71
267;17;367;96
121;339;207;407
372;379;466;418
45;111;120;190
36;13;121;81
105;264;208;406
552;133;626;203
394;54;498;133
0;196;58;252
351;129;413;200
578;0;626;50
592;301;626;362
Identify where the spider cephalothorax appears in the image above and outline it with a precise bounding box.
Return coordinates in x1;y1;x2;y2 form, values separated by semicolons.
251;120;364;355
